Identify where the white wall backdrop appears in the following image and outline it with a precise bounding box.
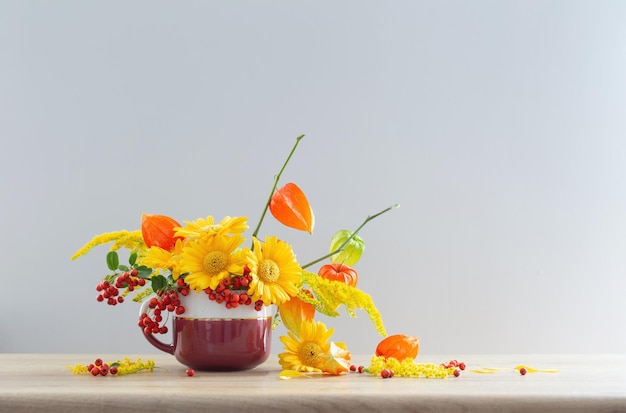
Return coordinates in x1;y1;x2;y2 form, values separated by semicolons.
2;0;625;356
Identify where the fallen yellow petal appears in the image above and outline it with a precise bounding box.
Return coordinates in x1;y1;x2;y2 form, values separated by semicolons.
279;369;311;380
515;365;559;373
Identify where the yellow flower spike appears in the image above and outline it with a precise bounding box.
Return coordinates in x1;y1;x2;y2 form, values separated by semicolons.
368;356;454;379
300;271;387;336
66;357;155;376
71;230;144;260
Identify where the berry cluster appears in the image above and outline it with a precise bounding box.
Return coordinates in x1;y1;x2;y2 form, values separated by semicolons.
87;358;117;376
203;270;264;311
350;364;366;373
139;290;185;335
440;359;466;377
68;357;155;376
350;364;395;378
95;269;146;306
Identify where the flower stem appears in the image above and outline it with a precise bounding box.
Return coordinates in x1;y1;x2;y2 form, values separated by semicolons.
251;134;305;248
301;204;400;269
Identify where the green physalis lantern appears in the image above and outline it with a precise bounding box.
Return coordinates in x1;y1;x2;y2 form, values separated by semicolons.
329;229;365;266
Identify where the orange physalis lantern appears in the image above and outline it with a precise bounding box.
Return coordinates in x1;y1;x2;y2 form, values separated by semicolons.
141;213;183;251
317;263;358;287
375;334;420;361
269;182;314;233
278;290;315;337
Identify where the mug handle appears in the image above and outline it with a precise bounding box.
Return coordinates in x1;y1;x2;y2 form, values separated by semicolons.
139;299;175;355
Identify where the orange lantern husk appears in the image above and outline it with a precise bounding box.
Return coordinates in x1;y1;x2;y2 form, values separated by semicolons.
375;334;420;361
269;182;314;233
317;263;358;287
279;291;315;337
141;213;183;251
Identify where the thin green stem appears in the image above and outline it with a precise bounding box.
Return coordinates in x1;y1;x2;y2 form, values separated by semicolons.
251;134;305;248
301;204;400;269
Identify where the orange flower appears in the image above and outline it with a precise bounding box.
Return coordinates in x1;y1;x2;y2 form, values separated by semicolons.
269;182;314;233
375;334;420;361
141;213;183;251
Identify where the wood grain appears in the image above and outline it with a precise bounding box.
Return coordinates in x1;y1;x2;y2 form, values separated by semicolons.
1;354;624;412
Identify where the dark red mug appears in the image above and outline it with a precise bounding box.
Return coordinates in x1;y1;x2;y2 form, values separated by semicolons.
139;291;274;371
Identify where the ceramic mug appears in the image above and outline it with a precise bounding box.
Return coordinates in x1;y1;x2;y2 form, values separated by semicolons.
139;291;274;371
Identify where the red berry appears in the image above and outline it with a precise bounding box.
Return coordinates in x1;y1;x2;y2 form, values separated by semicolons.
520;367;528;376
186;369;195;376
381;369;392;378
175;306;185;315
357;366;364;373
110;366;118;375
94;358;103;366
130;269;139;277
459;362;466;371
454;369;461;377
349;365;356;372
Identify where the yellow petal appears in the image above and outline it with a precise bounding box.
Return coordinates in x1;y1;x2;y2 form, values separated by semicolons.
279;369;311;380
514;365;559;373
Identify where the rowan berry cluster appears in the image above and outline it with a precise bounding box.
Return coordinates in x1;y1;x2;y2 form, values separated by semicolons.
87;358;116;376
67;357;155;376
95;269;146;305
202;268;264;311
139;289;186;335
440;359;466;377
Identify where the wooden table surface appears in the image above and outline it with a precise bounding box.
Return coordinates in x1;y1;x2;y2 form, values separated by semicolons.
1;353;625;412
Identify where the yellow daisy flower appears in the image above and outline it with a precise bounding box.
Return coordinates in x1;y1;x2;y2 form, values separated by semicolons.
248;236;301;306
178;234;248;291
140;239;185;279
278;320;335;372
174;216;248;239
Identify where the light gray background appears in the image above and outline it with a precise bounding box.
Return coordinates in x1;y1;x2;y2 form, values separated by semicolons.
2;0;625;356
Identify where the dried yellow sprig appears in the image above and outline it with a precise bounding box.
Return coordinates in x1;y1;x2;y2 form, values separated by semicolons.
299;271;386;336
66;357;155;376
368;356;455;378
71;230;145;260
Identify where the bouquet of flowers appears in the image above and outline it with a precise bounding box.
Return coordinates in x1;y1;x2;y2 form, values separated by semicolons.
72;135;398;375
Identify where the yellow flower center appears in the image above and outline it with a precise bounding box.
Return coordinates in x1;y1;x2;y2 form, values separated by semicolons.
201;224;221;232
203;251;228;274
258;259;280;283
298;342;324;368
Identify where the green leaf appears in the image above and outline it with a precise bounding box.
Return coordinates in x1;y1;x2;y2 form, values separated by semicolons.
136;266;153;279
329;230;365;266
129;252;138;266
106;251;120;271
117;265;129;272
151;274;167;293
